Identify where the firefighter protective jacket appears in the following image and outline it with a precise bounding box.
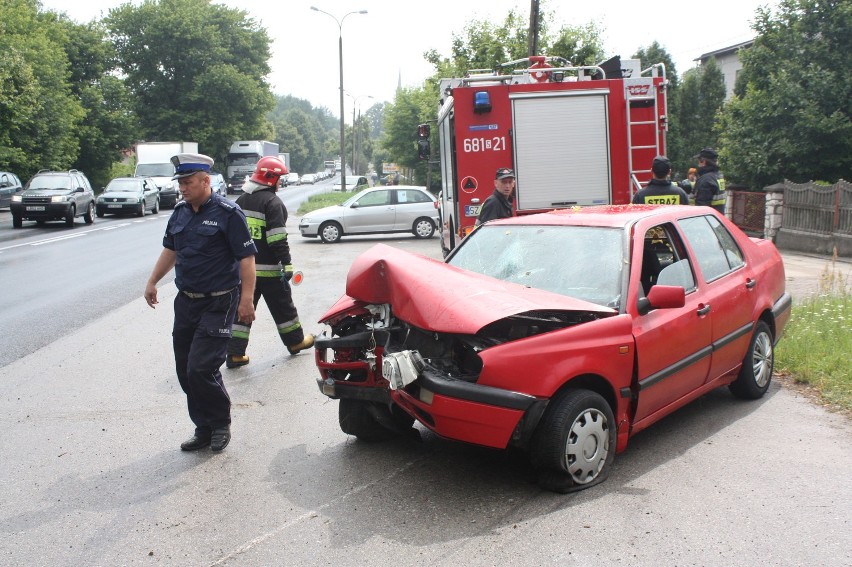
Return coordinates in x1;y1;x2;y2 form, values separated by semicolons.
694;166;726;213
235;180;291;277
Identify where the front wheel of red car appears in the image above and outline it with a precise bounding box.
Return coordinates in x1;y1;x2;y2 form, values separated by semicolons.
338;399;413;442
531;388;615;494
729;320;774;399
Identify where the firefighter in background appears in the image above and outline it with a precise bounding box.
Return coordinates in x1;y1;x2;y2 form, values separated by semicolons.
632;156;690;205
693;147;727;213
475;167;516;226
226;156;314;368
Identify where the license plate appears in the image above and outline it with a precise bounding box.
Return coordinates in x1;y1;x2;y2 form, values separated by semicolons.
108;204;122;208
26;206;45;211
464;205;480;217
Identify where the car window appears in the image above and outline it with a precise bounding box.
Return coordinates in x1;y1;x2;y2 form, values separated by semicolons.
396;189;432;204
678;215;744;282
356;190;390;207
449;225;624;308
28;175;71;190
638;224;696;297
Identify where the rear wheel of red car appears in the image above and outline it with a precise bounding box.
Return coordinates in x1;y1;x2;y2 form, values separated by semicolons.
531;388;615;493
338;399;413;441
729;320;774;399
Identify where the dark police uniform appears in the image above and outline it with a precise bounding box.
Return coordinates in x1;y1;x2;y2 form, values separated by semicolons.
164;192;257;435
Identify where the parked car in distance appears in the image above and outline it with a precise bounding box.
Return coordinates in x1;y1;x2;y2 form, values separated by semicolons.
333;175;369;191
299;185;439;243
10;169;95;228
301;173;316;185
312;205;791;493
209;173;227;196
0;171;24;209
96;177;159;217
286;172;300;186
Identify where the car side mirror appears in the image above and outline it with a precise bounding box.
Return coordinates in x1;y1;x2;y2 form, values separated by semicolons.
75;187;84;193
350;202;359;208
638;285;686;315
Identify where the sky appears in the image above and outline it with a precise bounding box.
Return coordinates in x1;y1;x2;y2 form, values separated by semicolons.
39;0;777;122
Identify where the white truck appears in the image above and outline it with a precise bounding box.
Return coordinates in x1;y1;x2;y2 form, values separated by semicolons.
134;141;198;208
225;140;279;193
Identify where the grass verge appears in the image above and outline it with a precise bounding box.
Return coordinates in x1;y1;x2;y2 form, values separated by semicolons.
296;190;350;216
775;256;851;416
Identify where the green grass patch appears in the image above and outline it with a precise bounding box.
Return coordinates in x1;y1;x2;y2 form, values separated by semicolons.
775;260;851;413
296;191;350;215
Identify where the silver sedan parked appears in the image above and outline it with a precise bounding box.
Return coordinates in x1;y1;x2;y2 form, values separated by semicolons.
299;185;439;243
96;177;160;217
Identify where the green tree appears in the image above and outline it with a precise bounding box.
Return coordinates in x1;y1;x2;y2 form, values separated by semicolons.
105;0;275;161
633;41;679;87
718;0;852;187
668;59;726;176
0;0;84;180
51;17;139;188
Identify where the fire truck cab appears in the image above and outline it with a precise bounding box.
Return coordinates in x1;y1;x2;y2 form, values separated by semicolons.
436;55;669;256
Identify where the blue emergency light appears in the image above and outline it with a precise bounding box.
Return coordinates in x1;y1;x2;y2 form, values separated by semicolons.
474;91;492;113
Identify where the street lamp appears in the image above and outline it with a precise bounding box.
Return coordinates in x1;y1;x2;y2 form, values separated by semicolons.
310;6;367;192
347;92;373;176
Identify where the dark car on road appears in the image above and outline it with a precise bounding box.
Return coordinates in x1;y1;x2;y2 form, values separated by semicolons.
0;171;24;209
10;169;95;228
96;177;160;217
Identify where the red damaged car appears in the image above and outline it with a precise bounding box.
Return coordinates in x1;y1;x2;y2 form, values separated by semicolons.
313;205;791;493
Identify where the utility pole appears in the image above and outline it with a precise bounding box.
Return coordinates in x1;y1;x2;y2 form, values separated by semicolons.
527;0;540;57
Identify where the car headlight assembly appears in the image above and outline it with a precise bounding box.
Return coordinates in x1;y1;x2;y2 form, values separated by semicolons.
51;195;68;202
12;195;22;202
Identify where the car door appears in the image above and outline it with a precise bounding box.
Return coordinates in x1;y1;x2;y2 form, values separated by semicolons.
393;189;435;231
0;173;12;207
677;214;756;383
631;222;713;427
143;179;157;208
343;189;395;232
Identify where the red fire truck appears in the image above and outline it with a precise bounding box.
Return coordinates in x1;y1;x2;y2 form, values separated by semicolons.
436;55;669;255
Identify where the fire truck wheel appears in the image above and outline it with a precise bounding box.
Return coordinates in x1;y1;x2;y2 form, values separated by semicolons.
412;217;435;239
319;221;342;243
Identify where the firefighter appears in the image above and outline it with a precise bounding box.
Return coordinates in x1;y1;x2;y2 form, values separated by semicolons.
475;167;516;226
693;147;726;213
632;156;690;205
226;156;314;368
145;153;257;453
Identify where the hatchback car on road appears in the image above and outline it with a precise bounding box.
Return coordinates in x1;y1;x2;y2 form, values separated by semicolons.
333;175;368;192
312;205;791;493
0;171;23;209
10;169;95;228
96;177;160;217
299;185;439;243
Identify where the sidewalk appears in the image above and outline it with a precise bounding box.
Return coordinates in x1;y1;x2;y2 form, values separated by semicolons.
780;250;851;301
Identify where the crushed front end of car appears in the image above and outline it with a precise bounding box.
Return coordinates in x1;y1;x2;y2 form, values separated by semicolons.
314;244;616;448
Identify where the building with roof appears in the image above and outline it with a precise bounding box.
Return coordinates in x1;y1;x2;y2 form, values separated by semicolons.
695;40;754;100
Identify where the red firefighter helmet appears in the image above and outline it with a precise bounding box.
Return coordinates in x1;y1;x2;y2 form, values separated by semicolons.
250;156;288;186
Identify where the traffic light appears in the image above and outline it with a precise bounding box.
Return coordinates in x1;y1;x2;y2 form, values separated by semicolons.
417;123;431;160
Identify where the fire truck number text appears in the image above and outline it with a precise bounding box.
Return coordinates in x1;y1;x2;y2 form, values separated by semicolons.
463;137;506;153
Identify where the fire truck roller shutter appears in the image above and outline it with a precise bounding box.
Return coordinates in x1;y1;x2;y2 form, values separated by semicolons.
510;92;611;210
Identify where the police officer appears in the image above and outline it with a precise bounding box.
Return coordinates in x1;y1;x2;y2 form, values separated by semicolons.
144;153;257;453
632;156;690;205
475;167;515;226
693;147;726;213
226;156;314;368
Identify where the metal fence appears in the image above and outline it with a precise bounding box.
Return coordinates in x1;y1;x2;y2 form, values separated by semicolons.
781;180;852;235
729;189;766;235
